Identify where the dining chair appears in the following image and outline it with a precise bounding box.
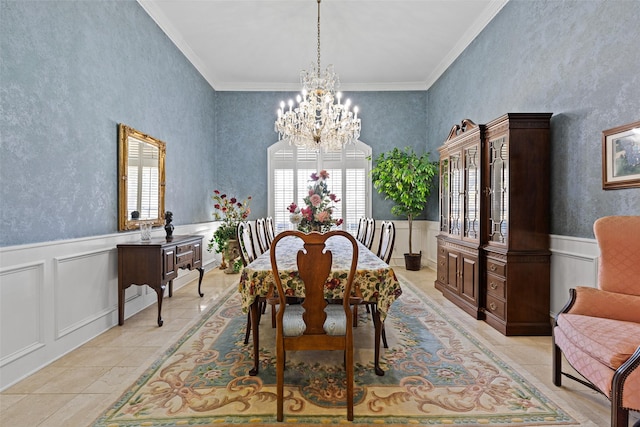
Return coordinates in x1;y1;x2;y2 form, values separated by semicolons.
237;221;258;266
355;217;367;244
271;230;359;422
265;216;276;246
237;221;265;344
353;221;394;347
255;218;270;254
363;217;376;249
376;221;396;264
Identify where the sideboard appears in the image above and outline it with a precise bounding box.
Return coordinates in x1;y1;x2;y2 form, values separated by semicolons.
117;234;204;326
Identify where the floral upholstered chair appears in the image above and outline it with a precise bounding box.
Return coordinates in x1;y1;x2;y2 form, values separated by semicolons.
553;216;640;427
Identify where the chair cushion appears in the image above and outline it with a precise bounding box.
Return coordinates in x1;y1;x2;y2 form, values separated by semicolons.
282;305;347;337
556;313;640;369
570;286;640;323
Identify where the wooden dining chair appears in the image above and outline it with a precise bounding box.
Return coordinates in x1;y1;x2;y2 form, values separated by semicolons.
363;217;376;249
265;216;276;246
255;218;270;254
354;221;394;347
237;221;258;266
355;217;367;244
238;221;266;344
376;221;396;264
271;230;359;422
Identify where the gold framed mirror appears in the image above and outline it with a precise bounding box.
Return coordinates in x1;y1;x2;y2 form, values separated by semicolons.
118;124;166;231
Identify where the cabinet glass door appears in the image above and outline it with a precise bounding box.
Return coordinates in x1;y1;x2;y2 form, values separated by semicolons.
464;145;480;240
439;158;449;233
448;153;463;237
488;137;508;243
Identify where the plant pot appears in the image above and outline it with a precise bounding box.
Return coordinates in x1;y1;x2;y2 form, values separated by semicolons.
404;252;422;271
223;239;241;274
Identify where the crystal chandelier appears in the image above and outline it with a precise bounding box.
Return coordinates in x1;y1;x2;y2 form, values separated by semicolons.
275;0;361;152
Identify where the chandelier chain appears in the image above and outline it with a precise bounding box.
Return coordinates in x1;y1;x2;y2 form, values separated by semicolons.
317;0;321;78
274;0;361;151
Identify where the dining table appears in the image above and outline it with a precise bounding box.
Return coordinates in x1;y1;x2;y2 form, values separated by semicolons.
237;234;402;376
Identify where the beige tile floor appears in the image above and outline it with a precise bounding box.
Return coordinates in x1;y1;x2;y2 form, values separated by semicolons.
1;266;638;426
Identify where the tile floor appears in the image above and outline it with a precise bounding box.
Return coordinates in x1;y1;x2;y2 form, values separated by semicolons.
1;266;638;426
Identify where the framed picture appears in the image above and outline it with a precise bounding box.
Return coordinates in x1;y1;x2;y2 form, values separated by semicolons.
602;120;640;190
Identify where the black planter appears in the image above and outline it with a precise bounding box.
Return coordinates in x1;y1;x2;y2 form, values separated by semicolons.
404;252;422;271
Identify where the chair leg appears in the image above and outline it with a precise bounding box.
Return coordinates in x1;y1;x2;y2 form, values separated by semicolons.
277;346;285;421
346;349;354;421
552;341;562;386
381;323;388;349
244;312;251;345
611;405;629;427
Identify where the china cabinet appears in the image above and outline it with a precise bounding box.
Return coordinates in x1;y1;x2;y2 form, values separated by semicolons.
435;119;485;318
435;113;552;335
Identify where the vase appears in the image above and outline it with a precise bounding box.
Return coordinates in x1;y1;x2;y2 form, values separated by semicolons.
139;221;152;241
223;239;241;274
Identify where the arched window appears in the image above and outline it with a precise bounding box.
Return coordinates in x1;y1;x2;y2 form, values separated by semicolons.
268;140;372;236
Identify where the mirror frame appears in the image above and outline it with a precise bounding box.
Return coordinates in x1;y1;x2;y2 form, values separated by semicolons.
118;124;166;231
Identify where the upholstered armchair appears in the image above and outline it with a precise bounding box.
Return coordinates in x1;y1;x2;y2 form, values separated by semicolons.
553;216;640;427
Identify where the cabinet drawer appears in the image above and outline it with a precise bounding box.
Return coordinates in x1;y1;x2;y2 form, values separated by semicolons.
176;243;193;254
437;255;447;276
485;295;505;320
176;252;193;266
486;260;506;277
486;274;506;299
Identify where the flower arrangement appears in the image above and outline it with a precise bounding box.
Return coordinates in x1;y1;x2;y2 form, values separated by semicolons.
207;190;252;255
288;170;343;233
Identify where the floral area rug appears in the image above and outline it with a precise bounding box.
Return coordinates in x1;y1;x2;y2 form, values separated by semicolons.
92;279;578;426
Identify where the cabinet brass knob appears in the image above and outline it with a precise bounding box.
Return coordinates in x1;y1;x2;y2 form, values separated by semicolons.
490;282;497;290
490;264;496;271
489;302;497;310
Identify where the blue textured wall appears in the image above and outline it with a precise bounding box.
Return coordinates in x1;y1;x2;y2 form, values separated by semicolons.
214;91;430;221
1;0;216;246
2;0;638;247
427;0;640;238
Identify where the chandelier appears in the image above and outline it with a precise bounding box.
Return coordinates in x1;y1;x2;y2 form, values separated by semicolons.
274;0;361;152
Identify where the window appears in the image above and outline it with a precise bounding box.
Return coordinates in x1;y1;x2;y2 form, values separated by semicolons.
268;140;372;235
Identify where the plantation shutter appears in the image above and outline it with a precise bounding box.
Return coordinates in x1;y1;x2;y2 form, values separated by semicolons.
268;140;371;234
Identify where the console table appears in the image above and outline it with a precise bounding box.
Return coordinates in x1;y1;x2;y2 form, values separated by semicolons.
117;235;204;327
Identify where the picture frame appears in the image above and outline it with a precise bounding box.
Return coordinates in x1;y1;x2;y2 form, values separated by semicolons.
602;120;640;190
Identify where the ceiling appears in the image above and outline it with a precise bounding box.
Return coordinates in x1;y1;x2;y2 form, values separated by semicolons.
138;0;508;92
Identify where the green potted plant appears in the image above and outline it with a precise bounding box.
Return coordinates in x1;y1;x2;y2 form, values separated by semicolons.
370;147;438;270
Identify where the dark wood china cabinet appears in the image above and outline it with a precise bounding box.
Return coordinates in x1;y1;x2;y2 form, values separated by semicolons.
435;119;485;319
436;113;552;336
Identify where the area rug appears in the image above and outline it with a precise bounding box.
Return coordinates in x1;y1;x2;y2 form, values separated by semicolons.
92;279;578;426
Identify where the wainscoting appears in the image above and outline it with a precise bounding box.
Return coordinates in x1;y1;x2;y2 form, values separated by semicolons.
0;220;599;391
0;222;218;390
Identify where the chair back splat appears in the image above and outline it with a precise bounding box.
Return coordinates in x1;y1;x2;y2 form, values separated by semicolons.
363;217;376;249
255;218;270;254
355;217;367;244
265;216;276;245
270;230;358;422
376;221;396;264
237;221;257;266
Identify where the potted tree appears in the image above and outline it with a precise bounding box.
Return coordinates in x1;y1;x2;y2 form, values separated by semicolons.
370;147;438;270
